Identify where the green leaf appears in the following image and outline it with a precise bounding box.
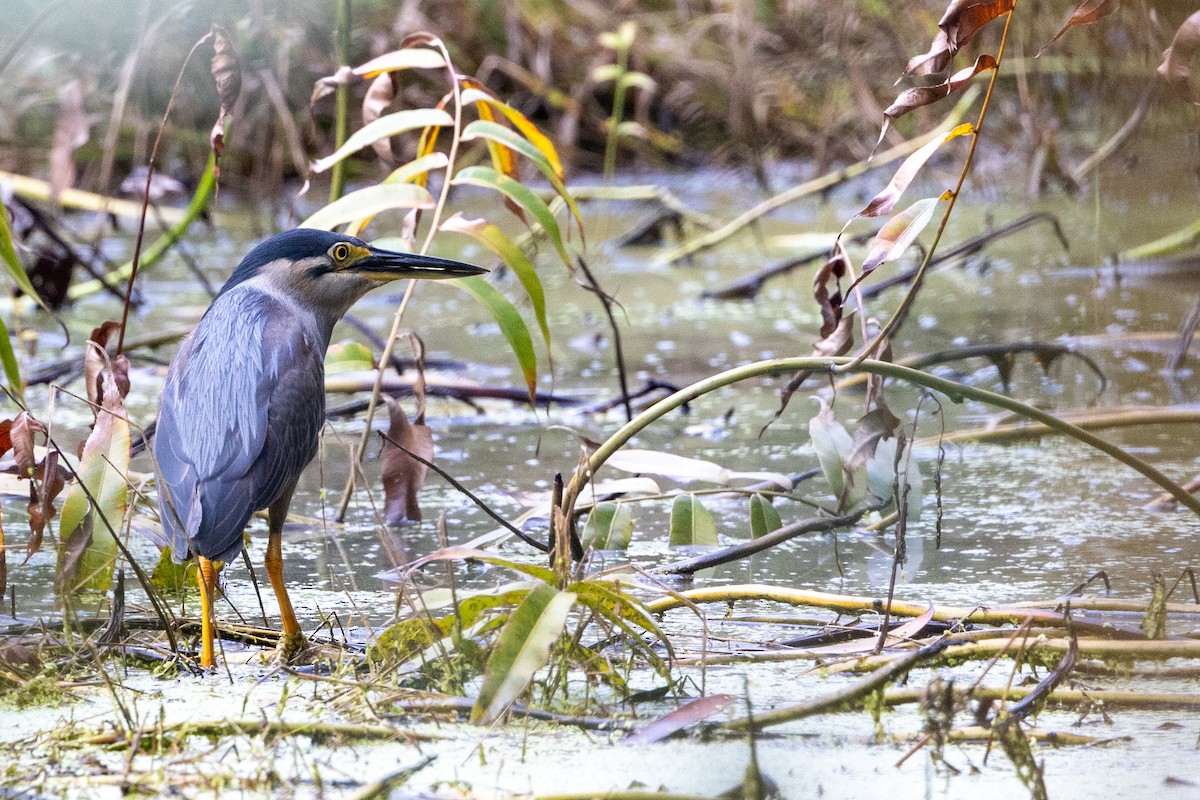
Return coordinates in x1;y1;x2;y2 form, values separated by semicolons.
460;121;584;240
471;583;576;724
0;201;52;331
581;502;633;551
324;340;375;374
151;546;191;595
668;494;718;547
454;275;538;403
310;108;453;174
57;380;130;595
301;183;434;231
748;494;782;539
460;88;566;181
451;166;571;267
441;213;550;360
0;318;21;402
571;579;672;678
383;152;449;185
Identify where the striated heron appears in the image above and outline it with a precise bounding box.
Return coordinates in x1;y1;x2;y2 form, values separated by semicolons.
154;228;484;668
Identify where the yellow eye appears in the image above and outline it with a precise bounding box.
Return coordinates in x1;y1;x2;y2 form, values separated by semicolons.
331;243;351;262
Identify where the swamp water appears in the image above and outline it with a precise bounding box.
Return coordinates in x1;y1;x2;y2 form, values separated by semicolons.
2;141;1200;798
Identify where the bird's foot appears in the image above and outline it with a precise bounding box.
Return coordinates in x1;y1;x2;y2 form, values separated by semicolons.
276;630;308;664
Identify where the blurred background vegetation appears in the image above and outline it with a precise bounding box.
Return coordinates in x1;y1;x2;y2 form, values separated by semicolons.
0;0;1194;199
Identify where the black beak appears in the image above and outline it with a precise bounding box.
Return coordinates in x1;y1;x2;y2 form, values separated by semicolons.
352;247;488;282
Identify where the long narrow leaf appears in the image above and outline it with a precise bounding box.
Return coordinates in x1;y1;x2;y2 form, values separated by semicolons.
851;192;950;289
354;48;446;78
0;203;52;319
471;583;576;724
460;87;565;180
441;213;550;359
310;108;453;174
453;276;538;402
452;166;571;267
301;183;434;231
461;120;584;240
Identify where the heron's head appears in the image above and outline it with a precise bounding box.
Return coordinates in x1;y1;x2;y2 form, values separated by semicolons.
220;229;486;321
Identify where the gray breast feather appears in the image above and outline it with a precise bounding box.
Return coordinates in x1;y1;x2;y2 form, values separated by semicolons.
154;287;326;563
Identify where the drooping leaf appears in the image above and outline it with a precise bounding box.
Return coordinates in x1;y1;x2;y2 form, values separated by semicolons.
471;583;576;724
28;450;67;559
852;124;974;222
451;166;571;267
300;183;435;230
1039;0;1120;56
581;502;633;551
362;73;400;164
1159;11;1200;102
906;0;1015;76
453;275;538;402
50;80;89;202
56;369;130;596
808;398;853;502
570;579;672;677
459;85;566;181
880;57;991;144
851;193;950;289
460;120;585;239
151;545;191;595
0;198;55;319
381;395;432;525
310;109;454;174
441;213;551;359
209;26;241;174
748;494;782;539
668;494;718;547
84;321;127;405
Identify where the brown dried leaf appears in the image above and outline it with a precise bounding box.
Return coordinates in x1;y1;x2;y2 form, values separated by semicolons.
1039;0;1120;57
775;247;857;417
26;451;66;560
846;399;902;475
84;321;123;406
311;65;355;107
855;123;975;222
10;412;44;477
381;396;432;526
1159;11;1200;102
880;58;993;144
50;80;89;202
906;0;1014;77
363;73;401;164
0;419;12;458
209;26;242;172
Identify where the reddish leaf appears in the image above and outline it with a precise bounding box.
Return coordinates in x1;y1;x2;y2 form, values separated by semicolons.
26;451;66;561
1159;11;1200;102
1039;0;1120;57
381;397;432;525
0;419;12;458
854;123;975;222
10;412;44;477
50;80;89;202
84;321;123;406
880;58;993;144
209;26;242;174
906;0;1014;76
624;695;735;744
381;334;431;525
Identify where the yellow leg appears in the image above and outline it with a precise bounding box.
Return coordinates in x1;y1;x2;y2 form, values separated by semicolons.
196;556;221;669
266;491;305;661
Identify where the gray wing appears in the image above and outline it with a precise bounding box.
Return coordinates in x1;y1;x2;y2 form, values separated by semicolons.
154;288;325;563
